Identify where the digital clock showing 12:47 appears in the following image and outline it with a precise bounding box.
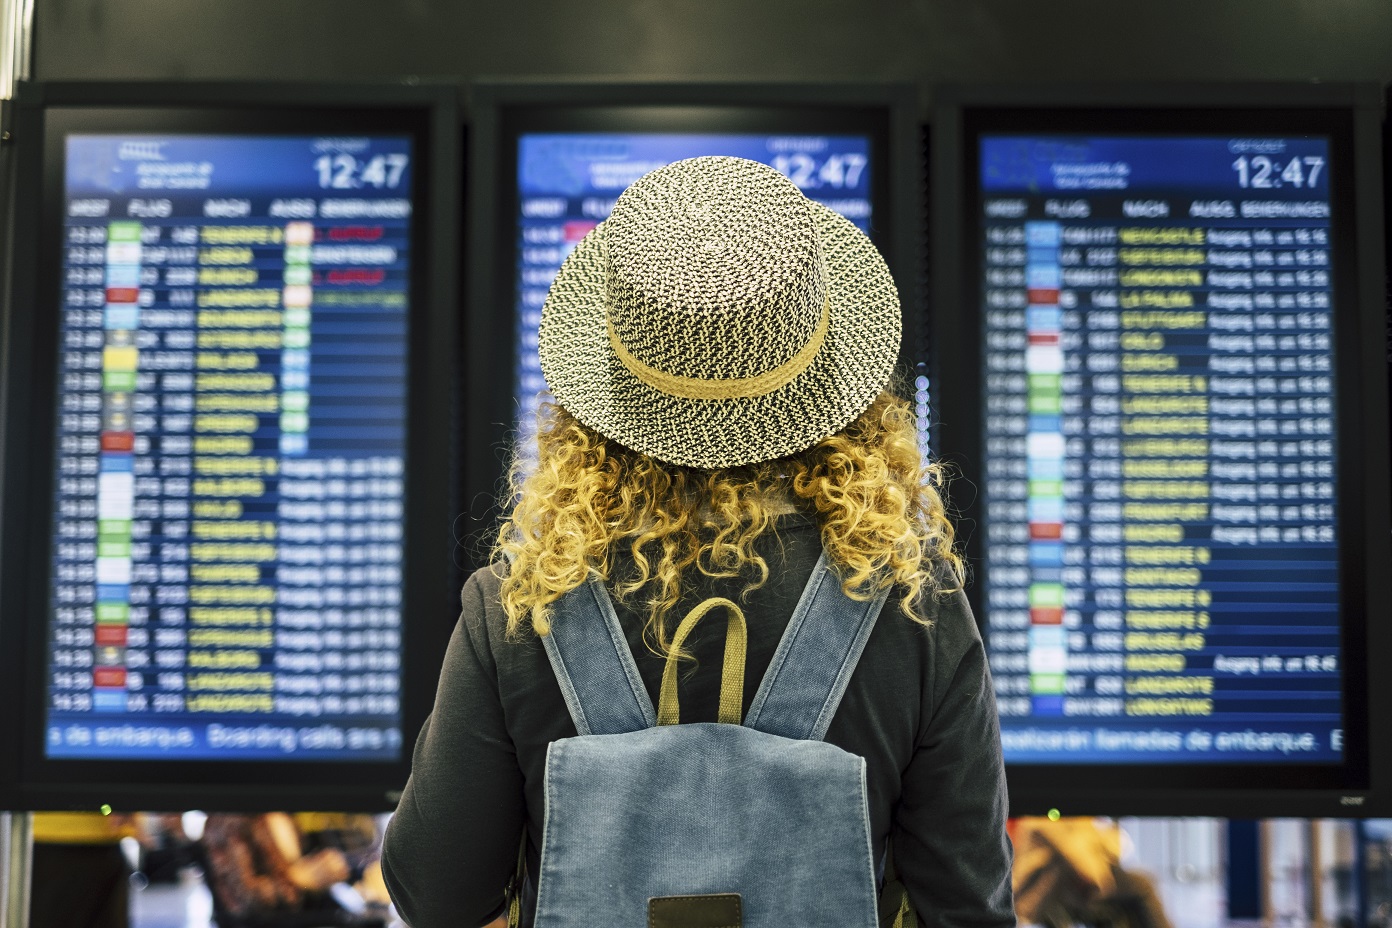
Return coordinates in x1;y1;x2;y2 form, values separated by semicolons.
1231;154;1325;189
313;152;410;189
770;152;868;190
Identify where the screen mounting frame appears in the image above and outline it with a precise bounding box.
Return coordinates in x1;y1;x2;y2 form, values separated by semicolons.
0;81;461;813
463;81;922;563
931;82;1391;818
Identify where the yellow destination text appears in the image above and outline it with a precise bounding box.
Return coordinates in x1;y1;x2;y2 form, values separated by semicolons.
195;436;253;454
188;673;273;692
198;268;258;285
194;415;260;433
1124;567;1202;586
189;585;275;605
1125;611;1209;629
1122;354;1179;371
195;373;275;392
1126;676;1214;695
201;226;282;245
1119;228;1205;245
1122;311;1206;329
190;564;260;583
196;353;259;370
192;477;265;497
198;246;253;265
198;331;281;350
1119;289;1195;307
194;457;275;476
190;607;270;626
1123;439;1208;457
195;395;277;413
190;543;276;562
1123;480;1210;499
1126;588;1212;607
188;650;262;669
193;500;242;519
1127;698;1213;716
1125;632;1207;651
1123;459;1207;477
1126;654;1187;672
186;694;274;713
187;629;272;648
1125;547;1211;565
1123;417;1208;435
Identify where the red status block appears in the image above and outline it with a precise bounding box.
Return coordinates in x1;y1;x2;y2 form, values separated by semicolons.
326;268;386;285
327;226;383;241
92;667;127;688
105;288;140;304
1030;607;1065;625
1027;288;1060;305
101;432;135;452
1029;521;1063;540
94;625;129;646
564;220;598;242
1028;332;1060;346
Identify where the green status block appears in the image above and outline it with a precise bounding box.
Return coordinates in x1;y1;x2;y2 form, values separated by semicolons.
106;222;142;242
284;266;312;286
281;391;309;412
1028;393;1062;414
95;603;130;624
1029;583;1065;608
283;245;311;265
280;412;309;433
1030;674;1066;694
103;371;137;393
97;519;132;539
1028;373;1062;395
1029;479;1064;498
283;328;311;349
97;538;131;558
284;307;311;329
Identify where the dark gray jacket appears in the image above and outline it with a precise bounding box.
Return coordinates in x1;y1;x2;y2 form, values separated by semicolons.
382;512;1015;927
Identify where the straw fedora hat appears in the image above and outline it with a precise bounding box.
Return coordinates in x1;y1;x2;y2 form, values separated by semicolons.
537;155;901;470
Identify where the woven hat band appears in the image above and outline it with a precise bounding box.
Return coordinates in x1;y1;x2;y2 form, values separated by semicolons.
607;297;831;401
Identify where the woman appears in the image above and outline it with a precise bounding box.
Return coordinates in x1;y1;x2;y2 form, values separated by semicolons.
382;156;1014;926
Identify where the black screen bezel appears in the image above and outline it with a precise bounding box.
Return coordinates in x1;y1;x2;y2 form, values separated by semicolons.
462;83;920;560
0;82;461;813
931;84;1391;818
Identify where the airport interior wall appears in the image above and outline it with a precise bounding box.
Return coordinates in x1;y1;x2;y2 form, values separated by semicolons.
31;0;1392;95
12;6;1392;925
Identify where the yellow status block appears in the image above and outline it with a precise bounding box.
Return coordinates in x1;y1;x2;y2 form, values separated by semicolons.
102;346;139;372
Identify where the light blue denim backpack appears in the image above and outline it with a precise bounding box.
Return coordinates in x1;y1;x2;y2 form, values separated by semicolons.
516;551;901;928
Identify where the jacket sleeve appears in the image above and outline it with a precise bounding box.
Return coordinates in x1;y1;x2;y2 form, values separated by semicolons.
382;573;524;928
894;591;1016;928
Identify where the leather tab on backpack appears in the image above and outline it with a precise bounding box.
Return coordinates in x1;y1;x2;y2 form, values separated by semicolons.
648;893;742;928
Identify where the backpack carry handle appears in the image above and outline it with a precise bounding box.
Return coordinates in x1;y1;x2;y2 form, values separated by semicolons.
657;597;747;726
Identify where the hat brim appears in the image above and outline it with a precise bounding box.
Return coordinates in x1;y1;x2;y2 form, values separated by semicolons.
537;202;901;470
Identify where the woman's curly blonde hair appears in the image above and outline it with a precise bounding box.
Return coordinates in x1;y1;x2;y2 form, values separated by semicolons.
493;389;962;657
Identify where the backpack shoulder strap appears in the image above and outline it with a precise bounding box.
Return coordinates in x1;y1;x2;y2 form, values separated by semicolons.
743;550;893;741
540;576;657;735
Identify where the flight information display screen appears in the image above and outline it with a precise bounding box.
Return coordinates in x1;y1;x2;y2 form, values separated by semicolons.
47;134;412;760
513;133;897;464
978;134;1342;764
